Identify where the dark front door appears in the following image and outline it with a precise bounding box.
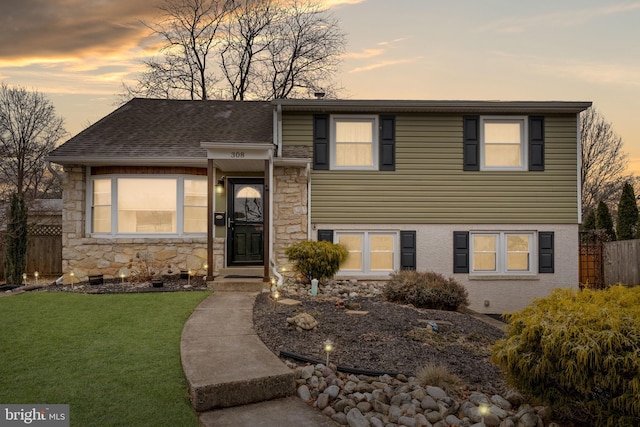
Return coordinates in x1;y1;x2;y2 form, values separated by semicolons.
227;178;264;265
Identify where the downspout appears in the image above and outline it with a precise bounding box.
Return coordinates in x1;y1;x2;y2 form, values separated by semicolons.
576;112;582;224
46;160;62;183
307;163;311;240
271;104;283;287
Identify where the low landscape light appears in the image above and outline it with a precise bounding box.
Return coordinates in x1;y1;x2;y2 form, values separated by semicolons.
323;339;334;366
22;273;27;284
479;403;490;426
273;289;280;310
120;273;126;284
34;271;39;286
69;271;75;285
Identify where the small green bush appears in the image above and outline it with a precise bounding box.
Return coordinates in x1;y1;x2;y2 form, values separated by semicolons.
491;286;640;426
285;240;348;284
383;270;469;311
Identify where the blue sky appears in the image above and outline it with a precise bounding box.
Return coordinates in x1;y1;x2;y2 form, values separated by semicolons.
1;0;638;172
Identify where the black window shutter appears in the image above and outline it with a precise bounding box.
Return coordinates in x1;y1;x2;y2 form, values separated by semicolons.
379;115;396;171
539;231;554;273
529;116;545;171
317;229;333;242
313;115;329;170
400;231;416;270
463;116;479;171
453;231;470;273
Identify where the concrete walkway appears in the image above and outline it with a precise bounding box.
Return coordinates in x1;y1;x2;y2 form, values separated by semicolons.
180;291;338;427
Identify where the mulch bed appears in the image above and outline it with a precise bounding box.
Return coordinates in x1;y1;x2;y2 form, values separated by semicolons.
253;292;508;396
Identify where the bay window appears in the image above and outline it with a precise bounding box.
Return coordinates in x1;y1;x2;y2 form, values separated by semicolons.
90;175;207;236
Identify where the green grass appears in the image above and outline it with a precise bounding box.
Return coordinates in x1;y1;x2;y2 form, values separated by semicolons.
0;291;211;426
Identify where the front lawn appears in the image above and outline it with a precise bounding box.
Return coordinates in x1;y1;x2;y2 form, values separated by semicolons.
0;291;211;426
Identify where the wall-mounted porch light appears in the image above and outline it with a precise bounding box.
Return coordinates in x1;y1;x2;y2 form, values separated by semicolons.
215;176;225;195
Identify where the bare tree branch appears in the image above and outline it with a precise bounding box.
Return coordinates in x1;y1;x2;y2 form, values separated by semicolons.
581;106;629;216
220;0;276;100
0;83;67;200
122;0;346;101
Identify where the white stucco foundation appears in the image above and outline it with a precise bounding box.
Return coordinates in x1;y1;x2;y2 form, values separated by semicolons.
313;223;579;313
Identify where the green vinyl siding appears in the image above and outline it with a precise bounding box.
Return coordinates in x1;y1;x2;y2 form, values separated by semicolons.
282;113;579;224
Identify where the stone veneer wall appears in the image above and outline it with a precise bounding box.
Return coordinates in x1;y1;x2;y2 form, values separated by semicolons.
272;166;309;277
60;165;224;283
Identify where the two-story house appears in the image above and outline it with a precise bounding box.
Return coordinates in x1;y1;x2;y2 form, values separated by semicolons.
48;98;591;312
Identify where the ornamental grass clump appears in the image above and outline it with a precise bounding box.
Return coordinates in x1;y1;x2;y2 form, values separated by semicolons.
285;240;348;284
383;270;469;311
416;363;461;396
491;285;640;426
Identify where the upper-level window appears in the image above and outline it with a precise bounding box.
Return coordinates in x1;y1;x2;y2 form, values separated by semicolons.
481;117;527;171
90;175;207;236
331;116;378;170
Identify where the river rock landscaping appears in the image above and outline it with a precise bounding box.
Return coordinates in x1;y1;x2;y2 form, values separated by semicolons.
254;280;557;427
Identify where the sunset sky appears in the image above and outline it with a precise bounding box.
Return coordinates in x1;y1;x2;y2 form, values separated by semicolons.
1;0;639;173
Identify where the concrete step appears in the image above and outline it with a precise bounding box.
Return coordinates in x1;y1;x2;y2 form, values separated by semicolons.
181;292;295;412
207;279;268;292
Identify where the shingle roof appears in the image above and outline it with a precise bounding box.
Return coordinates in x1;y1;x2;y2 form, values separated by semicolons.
48;98;273;164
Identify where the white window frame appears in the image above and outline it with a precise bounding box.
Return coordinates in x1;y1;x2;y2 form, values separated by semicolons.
480;116;528;171
330;115;379;170
335;231;398;275
470;231;536;275
87;174;207;237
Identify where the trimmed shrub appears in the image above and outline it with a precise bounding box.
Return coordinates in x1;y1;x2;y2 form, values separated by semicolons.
491;286;640;426
285;240;348;284
383;270;469;311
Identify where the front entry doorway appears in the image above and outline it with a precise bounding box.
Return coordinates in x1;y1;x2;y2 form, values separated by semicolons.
227;178;264;266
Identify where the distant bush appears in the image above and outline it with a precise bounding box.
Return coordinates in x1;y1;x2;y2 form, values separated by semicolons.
383;270;469;311
491;286;640;426
285;240;348;284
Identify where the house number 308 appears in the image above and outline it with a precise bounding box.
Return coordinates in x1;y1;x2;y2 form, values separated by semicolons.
231;152;245;158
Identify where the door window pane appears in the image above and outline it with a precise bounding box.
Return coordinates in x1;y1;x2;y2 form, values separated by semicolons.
234;184;263;222
118;178;176;233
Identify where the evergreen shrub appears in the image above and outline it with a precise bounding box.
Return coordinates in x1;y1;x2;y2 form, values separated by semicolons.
285;240;348;284
3;192;28;285
383;270;469;311
491;286;640;426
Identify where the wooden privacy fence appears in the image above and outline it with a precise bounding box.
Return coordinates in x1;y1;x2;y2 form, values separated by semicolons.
604;239;640;286
0;224;62;279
